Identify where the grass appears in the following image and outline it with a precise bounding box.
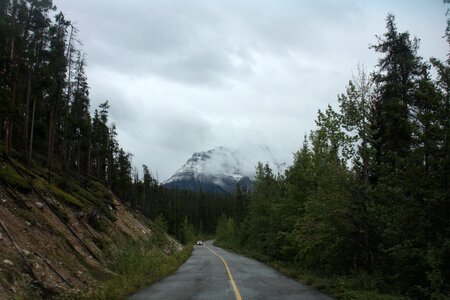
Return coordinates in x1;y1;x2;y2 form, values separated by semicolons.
1;150;193;300
1;151;117;222
47;183;86;208
214;241;408;300
0;163;32;192
58;236;192;300
1;156;87;209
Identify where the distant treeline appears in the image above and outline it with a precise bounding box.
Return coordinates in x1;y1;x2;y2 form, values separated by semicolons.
132;177;242;240
216;13;450;299
0;1;233;241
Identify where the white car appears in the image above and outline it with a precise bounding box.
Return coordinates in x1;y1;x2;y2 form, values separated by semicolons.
196;240;203;245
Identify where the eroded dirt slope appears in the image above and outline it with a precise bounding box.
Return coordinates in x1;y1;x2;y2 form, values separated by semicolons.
0;156;179;299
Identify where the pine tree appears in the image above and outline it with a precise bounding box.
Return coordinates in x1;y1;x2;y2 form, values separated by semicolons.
370;14;421;172
67;52;90;173
338;68;377;269
45;12;69;181
91;101;110;181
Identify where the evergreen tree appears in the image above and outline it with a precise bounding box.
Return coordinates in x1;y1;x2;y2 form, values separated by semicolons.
67;52;90;173
45;12;69;181
370;14;421;172
338;68;378;270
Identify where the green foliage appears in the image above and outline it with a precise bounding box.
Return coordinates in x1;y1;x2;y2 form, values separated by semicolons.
218;12;450;299
135;176;235;240
0;163;31;192
0;0;138;209
32;176;85;208
60;237;192;300
154;214;168;233
179;216;196;244
152;214;169;247
87;211;109;232
48;183;85;208
295;159;355;273
215;214;238;248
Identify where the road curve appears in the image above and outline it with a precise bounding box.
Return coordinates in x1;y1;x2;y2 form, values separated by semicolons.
129;240;334;300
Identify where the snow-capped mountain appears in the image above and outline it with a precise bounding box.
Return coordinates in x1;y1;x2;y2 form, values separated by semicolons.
163;146;286;193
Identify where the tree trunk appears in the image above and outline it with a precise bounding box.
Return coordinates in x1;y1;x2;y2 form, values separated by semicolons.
6;77;17;154
5;34;16;154
24;70;32;158
76;141;81;173
86;137;91;175
64;141;72;178
47;110;54;182
28;96;36;165
62;25;74;176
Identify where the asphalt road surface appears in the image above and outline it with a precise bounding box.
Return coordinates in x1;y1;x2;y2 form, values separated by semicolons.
129;240;334;300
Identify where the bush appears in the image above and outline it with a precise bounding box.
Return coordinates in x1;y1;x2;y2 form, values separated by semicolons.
90;238;192;300
179;217;196;244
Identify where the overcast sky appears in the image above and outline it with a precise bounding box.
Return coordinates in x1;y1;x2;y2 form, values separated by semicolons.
54;0;448;181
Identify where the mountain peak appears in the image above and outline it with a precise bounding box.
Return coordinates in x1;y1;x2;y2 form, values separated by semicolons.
163;146;285;193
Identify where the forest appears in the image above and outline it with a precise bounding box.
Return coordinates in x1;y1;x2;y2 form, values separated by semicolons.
216;12;450;300
0;0;233;241
1;0;449;299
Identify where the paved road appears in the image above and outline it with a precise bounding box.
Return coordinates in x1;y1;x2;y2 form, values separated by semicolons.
129;240;334;300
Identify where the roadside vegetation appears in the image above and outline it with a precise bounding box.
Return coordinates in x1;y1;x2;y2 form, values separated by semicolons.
0;148;212;300
0;148;196;299
60;233;193;300
74;216;210;300
216;10;450;300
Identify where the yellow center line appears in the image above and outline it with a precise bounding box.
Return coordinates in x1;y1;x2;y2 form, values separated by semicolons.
204;245;243;300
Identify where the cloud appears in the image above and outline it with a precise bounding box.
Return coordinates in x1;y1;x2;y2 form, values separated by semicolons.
54;0;448;180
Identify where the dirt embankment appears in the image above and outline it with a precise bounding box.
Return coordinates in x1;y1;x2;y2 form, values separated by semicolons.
0;157;180;299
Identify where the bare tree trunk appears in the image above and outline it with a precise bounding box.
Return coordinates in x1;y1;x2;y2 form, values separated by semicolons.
24;70;32;157
28;96;36;165
5;28;16;154
6;77;17;154
47;110;54;182
22;3;35;156
64;141;72;178
87;136;91;175
66;26;74;98
76;142;81;173
4;121;11;153
62;25;74;177
27;32;45;165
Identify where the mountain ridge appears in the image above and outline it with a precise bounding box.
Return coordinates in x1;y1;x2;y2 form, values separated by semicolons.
163;146;286;193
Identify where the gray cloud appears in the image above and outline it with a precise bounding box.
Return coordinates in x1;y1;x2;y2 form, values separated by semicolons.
54;0;448;180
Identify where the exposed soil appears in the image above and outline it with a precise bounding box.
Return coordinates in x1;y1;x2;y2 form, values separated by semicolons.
0;175;179;299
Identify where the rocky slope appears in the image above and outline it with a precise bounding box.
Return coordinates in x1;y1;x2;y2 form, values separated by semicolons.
0;154;181;299
163;146;286;193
